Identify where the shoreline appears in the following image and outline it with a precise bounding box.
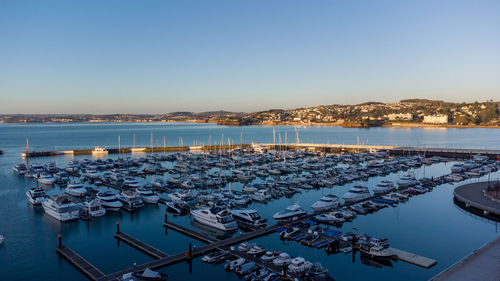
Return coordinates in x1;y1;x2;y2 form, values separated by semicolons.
0;120;499;129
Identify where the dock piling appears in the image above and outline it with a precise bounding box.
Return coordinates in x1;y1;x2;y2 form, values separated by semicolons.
116;221;120;233
58;234;62;247
188;243;192;260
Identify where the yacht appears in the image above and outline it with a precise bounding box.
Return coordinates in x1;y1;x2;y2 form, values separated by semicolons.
78;199;106;217
288;257;313;273
13;164;28;175
85;169;100;179
26;186;47;204
35;173;56;185
397;174;418;188
190;207;238;231
136;188;160;204
30;163;45;174
65;183;87;197
231;209;267;229
166;201;189;215
342;185;371;203
272;204;306;221
169;191;196;205
116;190;144;211
123;177;140;188
249;189;271;202
314;211;345;225
311;194;339;211
450;163;464;173
272;252;292;266
373;180;395;195
42;195;80;221
96;191;123;211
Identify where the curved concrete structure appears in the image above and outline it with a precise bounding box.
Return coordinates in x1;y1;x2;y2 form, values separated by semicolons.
454;182;500;217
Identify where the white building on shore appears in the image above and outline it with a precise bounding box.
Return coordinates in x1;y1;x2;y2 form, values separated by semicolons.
423;115;448;124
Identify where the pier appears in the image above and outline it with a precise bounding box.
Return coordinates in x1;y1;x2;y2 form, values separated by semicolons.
429;236;500;281
453;181;500;218
56;245;105;281
22;143;500;160
115;231;168;259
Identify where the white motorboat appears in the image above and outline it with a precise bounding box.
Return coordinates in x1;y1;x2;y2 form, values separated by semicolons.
35;173;56;185
311;194;339;211
26;186;47;204
30;163;45;174
250;189;271;202
42;195;80;221
92;146;108;154
359;244;396;259
65;183;87;197
224;258;246;271
247;245;266;256
273;204;306;221
190;207;238;231
450;163;464;173
288;257;313;273
342;185;371;203
85;169;100;179
13;164;28;175
272;252;292;266
116;190;144;211
78;199;106;217
373;180;394;195
261;251;280;261
136;188;160;204
123;177;140;188
397;173;418;188
338;208;357;220
242;185;258;193
314;211;345;224
279;227;301;240
169;191;195;205
231;209;267;229
202;250;230;263
96;191;123;211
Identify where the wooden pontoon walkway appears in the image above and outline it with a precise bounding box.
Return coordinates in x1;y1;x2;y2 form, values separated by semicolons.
164;221;283;245
389;247;437;268
56;245;105;281
99;223;283;281
115;231;168;259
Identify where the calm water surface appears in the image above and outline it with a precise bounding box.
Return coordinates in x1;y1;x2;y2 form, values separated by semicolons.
0;123;499;281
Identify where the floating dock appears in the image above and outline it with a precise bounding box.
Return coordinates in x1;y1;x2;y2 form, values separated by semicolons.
388;247;437;268
164;221;283;245
115;231;168;259
56;245;105;281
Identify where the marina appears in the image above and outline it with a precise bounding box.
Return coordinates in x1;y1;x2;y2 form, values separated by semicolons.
1;123;500;281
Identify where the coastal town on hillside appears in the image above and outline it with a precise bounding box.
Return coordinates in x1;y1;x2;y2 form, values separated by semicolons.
1;99;499;127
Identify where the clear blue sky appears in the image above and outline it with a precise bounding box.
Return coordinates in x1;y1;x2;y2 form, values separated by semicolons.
1;0;499;114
